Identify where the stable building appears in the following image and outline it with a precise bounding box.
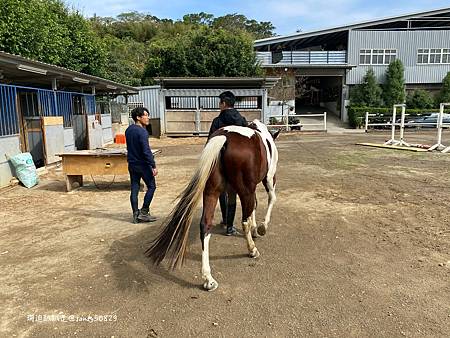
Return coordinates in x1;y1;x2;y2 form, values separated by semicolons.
118;77;280;136
0;51;137;188
254;7;450;122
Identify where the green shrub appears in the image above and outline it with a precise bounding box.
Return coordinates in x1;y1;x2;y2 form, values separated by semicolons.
406;90;434;109
437;72;450;105
349;69;382;106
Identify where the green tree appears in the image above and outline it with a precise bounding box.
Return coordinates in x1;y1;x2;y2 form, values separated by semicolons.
437;72;450;105
102;36;146;86
383;59;406;107
142;37;189;81
62;12;107;76
88;11;275;83
142;27;261;82
109;12;159;42
406;89;434;109
349;85;365;106
349;68;382;106
362;68;382;106
182;12;214;26
212;13;275;39
0;0;106;76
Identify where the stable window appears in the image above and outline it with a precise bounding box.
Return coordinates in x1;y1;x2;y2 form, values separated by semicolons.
430;49;441;63
384;49;397;64
359;49;397;65
372;49;384;65
417;49;429;64
165;96;196;110
199;96;219;109
443;49;450;63
235;96;261;109
359;49;371;65
417;48;450;64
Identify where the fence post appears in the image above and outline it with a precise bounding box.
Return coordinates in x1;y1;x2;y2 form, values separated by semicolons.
365;111;369;132
285;107;289;131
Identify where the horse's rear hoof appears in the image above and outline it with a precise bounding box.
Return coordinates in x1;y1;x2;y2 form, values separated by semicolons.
251;229;258;239
203;280;218;291
257;225;266;236
249;248;260;258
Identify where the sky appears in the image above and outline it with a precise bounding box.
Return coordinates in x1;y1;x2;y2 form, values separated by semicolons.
70;0;450;36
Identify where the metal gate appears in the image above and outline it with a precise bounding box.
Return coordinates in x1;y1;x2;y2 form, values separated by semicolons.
17;91;45;167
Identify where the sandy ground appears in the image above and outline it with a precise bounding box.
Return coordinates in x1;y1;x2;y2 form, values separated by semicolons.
0;130;449;337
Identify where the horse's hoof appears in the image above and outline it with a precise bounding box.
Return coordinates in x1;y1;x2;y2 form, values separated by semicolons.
203;279;218;291
251;229;259;239
249;248;260;258
257;225;266;236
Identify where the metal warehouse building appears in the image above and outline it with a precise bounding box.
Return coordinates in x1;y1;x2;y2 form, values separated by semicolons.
254;7;450;122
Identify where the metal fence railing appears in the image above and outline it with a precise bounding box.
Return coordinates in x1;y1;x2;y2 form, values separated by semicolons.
256;51;347;65
268;112;327;132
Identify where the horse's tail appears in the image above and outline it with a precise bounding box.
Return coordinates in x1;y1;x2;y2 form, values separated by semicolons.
145;135;227;269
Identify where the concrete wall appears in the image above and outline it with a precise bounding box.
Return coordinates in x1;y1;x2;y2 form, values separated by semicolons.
101;114;113;144
64;128;75;152
267;100;295;122
43;124;64;164
87;115;103;150
0;136;21;188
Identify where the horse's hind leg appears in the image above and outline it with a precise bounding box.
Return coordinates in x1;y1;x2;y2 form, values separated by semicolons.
259;176;277;236
251;196;258;238
240;192;260;258
200;191;220;291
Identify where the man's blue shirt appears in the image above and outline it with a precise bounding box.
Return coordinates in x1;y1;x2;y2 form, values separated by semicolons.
125;124;156;168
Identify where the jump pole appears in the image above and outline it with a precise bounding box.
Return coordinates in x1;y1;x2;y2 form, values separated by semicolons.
429;103;450;152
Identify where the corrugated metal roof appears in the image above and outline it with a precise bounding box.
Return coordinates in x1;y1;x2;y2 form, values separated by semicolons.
156;77;280;89
0;51;138;94
254;7;450;47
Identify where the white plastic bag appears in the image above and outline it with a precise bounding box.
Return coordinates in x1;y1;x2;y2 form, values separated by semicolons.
9;152;39;188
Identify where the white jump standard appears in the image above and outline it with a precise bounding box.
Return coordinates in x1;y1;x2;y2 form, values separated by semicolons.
430;103;450;153
384;104;409;147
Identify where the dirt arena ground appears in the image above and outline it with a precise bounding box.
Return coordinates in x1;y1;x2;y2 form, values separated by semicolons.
0;130;449;337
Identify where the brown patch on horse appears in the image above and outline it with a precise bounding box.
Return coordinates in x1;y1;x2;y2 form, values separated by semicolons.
220;132;268;188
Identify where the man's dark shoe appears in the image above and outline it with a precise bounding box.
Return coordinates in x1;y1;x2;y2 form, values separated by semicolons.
226;226;238;236
132;211;140;224
138;208;157;222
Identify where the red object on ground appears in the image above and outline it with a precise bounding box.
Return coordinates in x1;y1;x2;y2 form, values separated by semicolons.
115;133;126;144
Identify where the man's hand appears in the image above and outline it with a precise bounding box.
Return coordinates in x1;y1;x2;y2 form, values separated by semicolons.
152;167;158;177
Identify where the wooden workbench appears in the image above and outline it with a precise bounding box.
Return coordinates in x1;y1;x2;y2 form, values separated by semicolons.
58;148;161;192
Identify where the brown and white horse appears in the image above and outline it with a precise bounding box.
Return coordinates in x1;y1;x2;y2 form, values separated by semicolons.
145;120;279;291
